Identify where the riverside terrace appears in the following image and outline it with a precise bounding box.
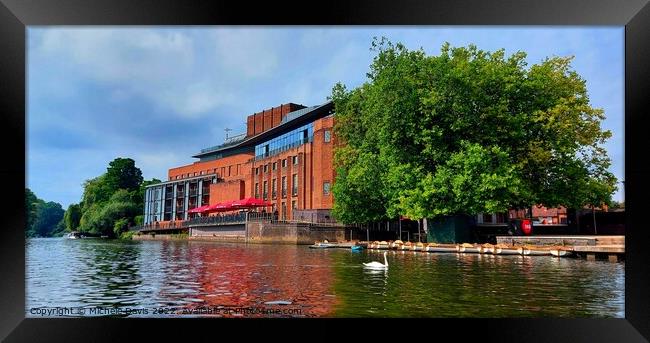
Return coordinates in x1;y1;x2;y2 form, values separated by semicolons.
132;211;350;244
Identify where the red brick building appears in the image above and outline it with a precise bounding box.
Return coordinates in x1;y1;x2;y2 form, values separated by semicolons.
143;101;335;225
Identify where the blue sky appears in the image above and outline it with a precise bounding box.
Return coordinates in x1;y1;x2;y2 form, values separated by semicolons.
27;27;624;208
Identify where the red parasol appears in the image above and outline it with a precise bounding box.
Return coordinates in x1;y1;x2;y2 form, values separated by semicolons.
205;200;237;213
188;205;211;214
231;197;273;209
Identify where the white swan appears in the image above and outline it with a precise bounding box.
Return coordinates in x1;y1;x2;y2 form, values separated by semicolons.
363;252;388;269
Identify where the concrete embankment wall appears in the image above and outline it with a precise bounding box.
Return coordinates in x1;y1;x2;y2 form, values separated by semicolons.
134;222;346;244
189;224;246;243
247;222;346;244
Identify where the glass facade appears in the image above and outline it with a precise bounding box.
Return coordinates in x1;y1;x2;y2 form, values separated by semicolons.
254;123;314;160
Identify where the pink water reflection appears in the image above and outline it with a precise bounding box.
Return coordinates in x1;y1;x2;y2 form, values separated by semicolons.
183;242;338;317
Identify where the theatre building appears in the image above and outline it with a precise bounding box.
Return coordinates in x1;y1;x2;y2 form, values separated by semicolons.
143;101;335;226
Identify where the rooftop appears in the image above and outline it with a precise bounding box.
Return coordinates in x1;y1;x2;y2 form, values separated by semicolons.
192;100;333;159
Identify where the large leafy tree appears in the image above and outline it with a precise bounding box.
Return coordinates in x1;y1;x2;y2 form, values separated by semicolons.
64;203;82;232
105;157;143;193
76;157;152;237
332;39;617;223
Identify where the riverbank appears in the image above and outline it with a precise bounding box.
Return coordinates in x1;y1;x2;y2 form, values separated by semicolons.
133;221;347;244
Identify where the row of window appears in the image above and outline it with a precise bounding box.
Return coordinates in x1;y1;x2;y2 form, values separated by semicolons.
255;123;314;160
255;155;299;175
171;163;246;181
254;176;330;200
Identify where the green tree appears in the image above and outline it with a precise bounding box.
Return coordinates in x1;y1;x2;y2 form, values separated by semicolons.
25;188;42;236
64;203;82;232
32;201;64;237
80;175;112;212
81;189;139;236
332;39;617;223
105;158;143;194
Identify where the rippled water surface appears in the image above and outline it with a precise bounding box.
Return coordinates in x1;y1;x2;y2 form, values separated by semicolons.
26;238;624;317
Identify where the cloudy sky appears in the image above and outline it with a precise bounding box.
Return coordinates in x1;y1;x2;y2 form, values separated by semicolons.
27;27;624;208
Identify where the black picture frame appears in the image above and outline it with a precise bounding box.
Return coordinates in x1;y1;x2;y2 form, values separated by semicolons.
1;0;648;341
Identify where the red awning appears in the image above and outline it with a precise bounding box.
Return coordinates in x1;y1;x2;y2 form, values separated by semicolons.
231;197;273;208
188;205;211;214
205;201;237;213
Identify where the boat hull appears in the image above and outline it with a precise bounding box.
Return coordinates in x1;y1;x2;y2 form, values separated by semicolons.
425;246;458;253
550;249;572;257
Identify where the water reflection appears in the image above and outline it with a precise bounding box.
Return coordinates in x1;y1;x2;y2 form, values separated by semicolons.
27;238;624;318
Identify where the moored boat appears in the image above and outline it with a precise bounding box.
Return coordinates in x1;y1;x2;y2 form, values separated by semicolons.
425;245;458;253
457;243;481;253
550;249;572;257
519;247;552;256
309;242;335;249
493;247;520;255
480;244;494;254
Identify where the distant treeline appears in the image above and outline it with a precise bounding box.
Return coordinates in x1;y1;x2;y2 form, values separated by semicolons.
27;157;160;239
25;188;65;237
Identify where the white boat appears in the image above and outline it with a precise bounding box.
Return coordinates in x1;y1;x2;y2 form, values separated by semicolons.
493;247;520;255
519;247;552;256
66;232;80;239
457;244;481;254
425;245;458;253
550;249;572;257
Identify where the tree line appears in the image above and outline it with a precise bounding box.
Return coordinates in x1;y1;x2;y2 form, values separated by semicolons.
331;39;617;224
25;188;65;237
27;157;160;238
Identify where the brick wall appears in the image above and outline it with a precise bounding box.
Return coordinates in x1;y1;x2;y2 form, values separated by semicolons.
210;180;245;203
245;103;307;137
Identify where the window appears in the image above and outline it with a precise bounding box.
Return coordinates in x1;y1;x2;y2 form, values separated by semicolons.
272;162;277;171
281;176;287;198
293;155;299;165
194;172;198;176
228;166;231;177
281;202;287;220
323;181;331;195
292;174;298;196
282;159;287;168
482;213;493;224
255;167;259;175
272;179;277;199
263;181;268;200
254;123;314;160
263;165;268;173
255;182;259;198
324;130;331;143
292;200;297;210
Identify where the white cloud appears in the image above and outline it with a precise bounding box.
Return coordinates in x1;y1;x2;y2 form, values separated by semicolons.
213;29;281;78
159;81;236;118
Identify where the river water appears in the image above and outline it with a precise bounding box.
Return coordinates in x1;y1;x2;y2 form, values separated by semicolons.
26;238;624;318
